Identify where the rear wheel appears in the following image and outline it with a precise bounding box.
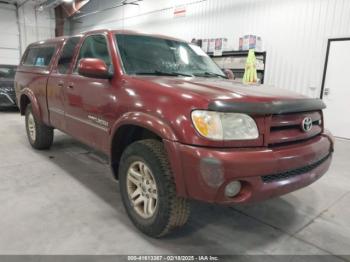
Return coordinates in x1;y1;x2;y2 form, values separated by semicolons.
119;139;190;237
25;104;53;150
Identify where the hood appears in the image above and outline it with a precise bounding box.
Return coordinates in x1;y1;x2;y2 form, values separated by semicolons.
135;76;307;103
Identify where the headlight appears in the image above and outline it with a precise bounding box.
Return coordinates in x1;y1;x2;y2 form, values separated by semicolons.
191;110;259;140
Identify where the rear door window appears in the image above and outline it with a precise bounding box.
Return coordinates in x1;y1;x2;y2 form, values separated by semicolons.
23;45;56;67
57;37;81;74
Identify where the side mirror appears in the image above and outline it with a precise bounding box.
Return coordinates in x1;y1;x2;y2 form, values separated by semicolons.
78;58;113;79
223;69;235;80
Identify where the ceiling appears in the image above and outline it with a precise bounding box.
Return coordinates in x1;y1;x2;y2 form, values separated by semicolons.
0;0;41;6
0;0;54;7
0;0;19;4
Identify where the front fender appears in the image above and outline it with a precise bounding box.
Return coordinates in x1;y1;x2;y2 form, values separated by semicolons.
20;88;42;120
110;111;178;142
109;112;188;197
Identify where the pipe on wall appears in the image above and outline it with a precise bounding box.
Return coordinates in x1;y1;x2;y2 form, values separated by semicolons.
54;0;90;36
15;3;23;55
55;5;65;36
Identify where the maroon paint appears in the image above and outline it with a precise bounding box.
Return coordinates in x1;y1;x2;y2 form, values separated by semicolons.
78;58;110;79
15;30;334;204
175;134;332;203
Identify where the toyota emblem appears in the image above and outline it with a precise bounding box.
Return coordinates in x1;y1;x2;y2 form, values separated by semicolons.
301;117;313;132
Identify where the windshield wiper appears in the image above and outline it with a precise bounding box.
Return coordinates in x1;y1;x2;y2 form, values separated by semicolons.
135;70;193;77
193;72;228;79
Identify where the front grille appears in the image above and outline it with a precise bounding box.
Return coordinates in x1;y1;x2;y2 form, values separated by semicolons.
261;154;331;183
268;111;322;145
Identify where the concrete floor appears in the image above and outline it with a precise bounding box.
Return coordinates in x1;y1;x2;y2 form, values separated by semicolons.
0;109;349;259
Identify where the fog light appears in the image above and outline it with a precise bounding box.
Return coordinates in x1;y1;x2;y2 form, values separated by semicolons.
225;181;241;198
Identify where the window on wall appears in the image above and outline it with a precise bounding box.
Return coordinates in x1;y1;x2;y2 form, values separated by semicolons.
57;37;82;74
75;35;112;70
23;46;56;67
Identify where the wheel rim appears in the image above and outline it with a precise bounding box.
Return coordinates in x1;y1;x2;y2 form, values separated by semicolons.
126;161;158;219
27;113;36;141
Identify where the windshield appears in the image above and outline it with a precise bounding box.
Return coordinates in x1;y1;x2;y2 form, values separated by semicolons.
0;66;16;79
115;34;226;78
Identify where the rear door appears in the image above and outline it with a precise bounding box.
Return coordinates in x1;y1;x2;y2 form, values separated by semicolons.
47;36;81;131
64;33;114;152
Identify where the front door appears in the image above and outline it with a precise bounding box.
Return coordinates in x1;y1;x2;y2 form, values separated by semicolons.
65;34;114;152
322;39;350;139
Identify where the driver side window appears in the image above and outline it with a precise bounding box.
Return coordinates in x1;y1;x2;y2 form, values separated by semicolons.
75;35;112;71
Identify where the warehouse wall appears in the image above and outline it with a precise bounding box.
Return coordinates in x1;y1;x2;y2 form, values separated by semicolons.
0;3;20;65
69;0;350;98
18;1;55;56
0;1;55;65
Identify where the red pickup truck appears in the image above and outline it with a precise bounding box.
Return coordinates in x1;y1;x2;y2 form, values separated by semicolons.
15;29;334;237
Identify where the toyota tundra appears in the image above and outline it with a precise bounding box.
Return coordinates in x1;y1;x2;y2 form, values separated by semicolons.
15;30;334;237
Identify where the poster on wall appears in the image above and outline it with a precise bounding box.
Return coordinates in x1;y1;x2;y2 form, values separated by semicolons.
214;38;227;56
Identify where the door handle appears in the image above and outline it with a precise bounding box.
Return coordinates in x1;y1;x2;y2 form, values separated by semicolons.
67;83;74;89
58;81;64;88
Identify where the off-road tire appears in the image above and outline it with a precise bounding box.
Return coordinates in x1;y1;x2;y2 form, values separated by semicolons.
25;104;53;150
119;139;190;237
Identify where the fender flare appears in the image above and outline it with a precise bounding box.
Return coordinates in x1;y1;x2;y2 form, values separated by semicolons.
109;111;178;144
20;88;42;120
109;112;188;197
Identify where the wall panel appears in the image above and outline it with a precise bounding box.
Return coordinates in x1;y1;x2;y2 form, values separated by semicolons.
18;1;55;56
0;4;19;65
0;1;55;64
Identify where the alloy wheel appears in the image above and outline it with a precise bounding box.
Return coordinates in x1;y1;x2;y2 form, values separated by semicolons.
126;161;158;219
27;112;36;141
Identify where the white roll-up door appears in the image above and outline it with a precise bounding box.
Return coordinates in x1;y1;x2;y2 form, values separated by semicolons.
0;4;20;65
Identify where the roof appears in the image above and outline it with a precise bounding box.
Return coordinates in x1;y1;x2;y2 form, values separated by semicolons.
111;29;187;43
29;36;68;46
29;29;187;47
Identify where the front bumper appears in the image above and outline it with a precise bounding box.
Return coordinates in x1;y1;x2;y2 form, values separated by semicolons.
165;133;333;204
0;90;16;107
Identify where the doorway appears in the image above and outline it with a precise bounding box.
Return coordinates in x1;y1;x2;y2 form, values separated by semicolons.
321;38;350;139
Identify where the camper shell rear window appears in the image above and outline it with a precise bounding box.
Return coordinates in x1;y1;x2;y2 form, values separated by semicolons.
22;45;56;68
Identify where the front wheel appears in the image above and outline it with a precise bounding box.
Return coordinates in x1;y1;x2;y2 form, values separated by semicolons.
25;104;53;150
119;139;190;237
